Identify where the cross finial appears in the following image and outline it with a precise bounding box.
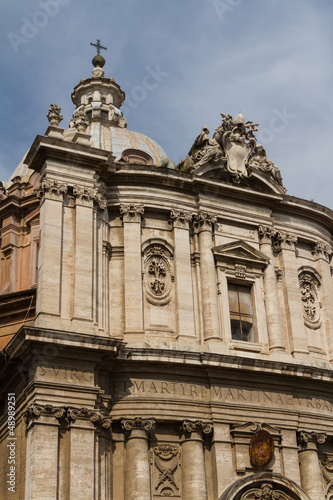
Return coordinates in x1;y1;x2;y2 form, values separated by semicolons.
90;39;107;56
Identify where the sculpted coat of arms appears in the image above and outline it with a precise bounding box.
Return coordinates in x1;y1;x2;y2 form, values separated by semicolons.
177;113;284;189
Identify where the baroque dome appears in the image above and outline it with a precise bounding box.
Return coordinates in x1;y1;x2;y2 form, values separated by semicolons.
88;122;175;168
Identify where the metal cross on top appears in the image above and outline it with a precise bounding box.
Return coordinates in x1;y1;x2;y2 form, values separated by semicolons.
90;39;107;56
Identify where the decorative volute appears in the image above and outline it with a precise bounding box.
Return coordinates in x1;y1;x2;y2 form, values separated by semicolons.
70;39;127;129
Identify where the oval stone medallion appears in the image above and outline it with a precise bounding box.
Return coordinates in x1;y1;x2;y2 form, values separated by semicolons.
249;429;274;469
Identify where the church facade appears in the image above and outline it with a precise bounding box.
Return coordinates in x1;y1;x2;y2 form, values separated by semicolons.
1;48;333;500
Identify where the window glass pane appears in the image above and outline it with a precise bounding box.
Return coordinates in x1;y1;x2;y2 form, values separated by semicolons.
238;288;253;316
231;320;242;340
241;321;254;342
228;282;255;342
228;286;240;314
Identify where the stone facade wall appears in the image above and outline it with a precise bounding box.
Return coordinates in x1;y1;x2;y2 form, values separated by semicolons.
1;133;333;499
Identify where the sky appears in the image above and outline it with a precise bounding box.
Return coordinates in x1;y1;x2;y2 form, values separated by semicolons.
0;0;333;209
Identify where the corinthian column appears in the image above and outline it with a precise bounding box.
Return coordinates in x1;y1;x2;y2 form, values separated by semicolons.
258;225;284;352
193;212;220;341
120;204;145;337
179;420;213;500
121;417;156;500
298;431;326;500
170;209;196;340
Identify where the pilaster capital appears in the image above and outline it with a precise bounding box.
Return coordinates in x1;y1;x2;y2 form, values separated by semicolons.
193;211;217;232
298;431;327;450
73;185;97;207
178;420;214;437
23;404;111;430
258;225;276;244
272;230;298;253
120;204;144;223
121;417;156;435
312;241;333;262
170;209;193;229
37;178;68;201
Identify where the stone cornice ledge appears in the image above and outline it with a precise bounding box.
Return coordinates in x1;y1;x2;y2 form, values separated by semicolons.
125;347;333;382
0;326;125;362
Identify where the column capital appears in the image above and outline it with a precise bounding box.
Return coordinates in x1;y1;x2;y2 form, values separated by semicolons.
193;211;217;232
298;431;327;450
23;404;111;429
178;420;214;436
258;224;276;244
273;230;298;253
120;203;144;223
37;178;68;201
121;417;156;435
312;241;333;262
170;209;193;229
73;185;97;207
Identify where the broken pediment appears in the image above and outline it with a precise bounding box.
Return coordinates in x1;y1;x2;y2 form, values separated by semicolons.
177;113;287;196
212;240;269;269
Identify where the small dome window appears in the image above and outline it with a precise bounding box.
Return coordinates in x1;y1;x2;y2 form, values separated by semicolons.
86;110;92;120
101;110;108;120
88;96;93;103
121;149;153;165
101;96;106;104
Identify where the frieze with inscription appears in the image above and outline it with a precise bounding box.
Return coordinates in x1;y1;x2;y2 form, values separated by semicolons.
110;378;333;415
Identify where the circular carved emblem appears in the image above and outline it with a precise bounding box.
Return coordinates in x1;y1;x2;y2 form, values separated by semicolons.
249;430;274;469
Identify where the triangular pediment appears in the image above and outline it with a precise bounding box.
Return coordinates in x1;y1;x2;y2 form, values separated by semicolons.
212;240;269;267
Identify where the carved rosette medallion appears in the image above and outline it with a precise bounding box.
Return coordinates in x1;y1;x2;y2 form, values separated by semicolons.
151;444;181;498
298;271;321;329
241;483;290;500
249;430;275;469
143;244;173;306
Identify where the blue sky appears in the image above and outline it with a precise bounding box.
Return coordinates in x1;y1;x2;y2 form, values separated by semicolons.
1;0;333;209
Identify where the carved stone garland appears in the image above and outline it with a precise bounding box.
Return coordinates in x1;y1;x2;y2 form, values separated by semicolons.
143;244;173;306
151;444;181;498
298;271;321;329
